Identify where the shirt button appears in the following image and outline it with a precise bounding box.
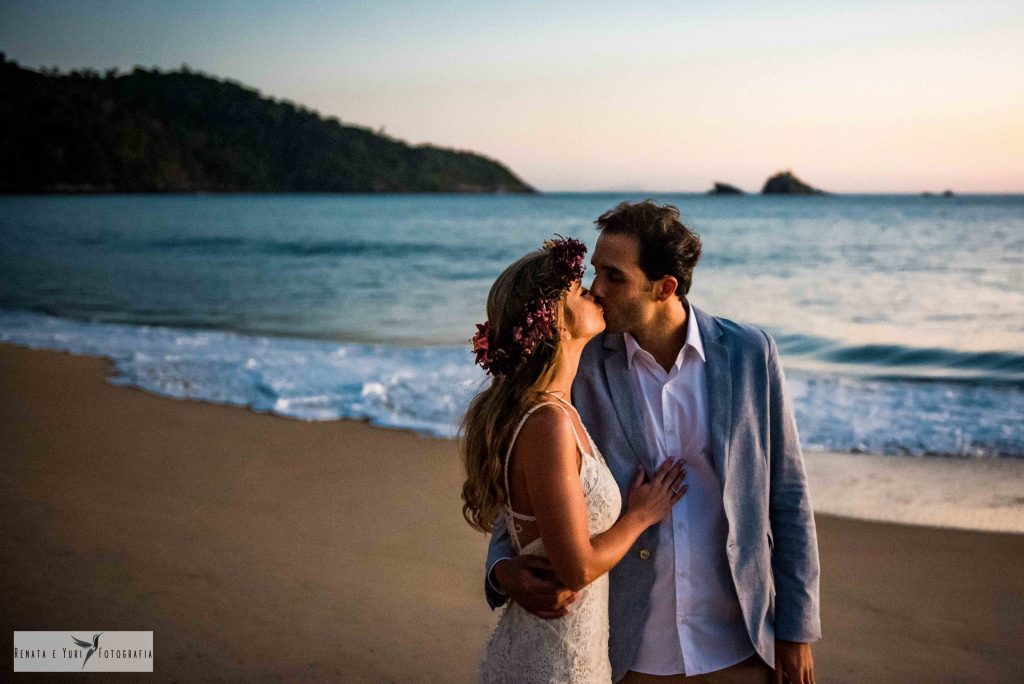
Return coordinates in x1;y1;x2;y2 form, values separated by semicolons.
639;548;651;560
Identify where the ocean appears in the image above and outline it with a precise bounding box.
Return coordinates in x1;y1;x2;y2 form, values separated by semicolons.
1;193;1022;462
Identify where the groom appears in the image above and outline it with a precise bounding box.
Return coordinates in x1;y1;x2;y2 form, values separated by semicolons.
484;200;820;683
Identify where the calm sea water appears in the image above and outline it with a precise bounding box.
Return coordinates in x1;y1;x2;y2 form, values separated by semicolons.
1;193;1022;458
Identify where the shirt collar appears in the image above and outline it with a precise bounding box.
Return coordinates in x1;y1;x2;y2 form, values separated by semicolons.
623;300;706;370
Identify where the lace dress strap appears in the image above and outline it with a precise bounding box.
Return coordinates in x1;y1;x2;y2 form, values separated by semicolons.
543;391;601;458
503;401;589;553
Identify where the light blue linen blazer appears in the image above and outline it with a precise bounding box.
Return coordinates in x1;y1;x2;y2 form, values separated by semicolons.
483;305;821;682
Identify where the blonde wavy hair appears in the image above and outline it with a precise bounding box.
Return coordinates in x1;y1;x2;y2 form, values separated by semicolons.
460;248;578;533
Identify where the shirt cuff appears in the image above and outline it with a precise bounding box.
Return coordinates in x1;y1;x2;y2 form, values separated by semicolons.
488;557;511;596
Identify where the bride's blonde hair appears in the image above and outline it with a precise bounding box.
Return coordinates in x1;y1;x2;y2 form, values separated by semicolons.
460;249;578;533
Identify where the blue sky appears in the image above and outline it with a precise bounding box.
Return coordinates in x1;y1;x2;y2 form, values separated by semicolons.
1;1;1022;191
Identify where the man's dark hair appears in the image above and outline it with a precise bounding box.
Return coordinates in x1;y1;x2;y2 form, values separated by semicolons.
594;200;702;298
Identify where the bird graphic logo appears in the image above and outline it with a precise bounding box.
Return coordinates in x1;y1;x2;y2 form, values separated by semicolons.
70;632;103;670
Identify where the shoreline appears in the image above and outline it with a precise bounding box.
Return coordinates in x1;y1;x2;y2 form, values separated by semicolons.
1;338;1022;534
3;342;1023;681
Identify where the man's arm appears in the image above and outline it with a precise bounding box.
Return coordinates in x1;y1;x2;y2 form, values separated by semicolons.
484;509;516;610
763;330;821;643
484;509;584;619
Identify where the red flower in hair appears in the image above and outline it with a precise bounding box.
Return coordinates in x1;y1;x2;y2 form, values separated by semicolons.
471;322;490;366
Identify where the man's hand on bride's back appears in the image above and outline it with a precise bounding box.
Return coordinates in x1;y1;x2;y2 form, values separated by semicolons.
494;555;580;619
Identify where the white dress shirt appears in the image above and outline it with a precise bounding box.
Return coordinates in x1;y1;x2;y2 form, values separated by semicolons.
626;301;755;676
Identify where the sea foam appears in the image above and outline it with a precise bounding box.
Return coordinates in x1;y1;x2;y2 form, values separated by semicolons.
1;307;1021;458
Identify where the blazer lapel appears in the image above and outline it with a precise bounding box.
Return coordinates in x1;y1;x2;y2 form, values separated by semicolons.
602;333;656;474
694;305;732;481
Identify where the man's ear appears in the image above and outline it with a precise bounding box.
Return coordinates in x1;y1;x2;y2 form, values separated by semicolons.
655;276;679;302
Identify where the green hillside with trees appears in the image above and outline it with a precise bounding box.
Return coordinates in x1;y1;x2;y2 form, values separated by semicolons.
0;54;534;194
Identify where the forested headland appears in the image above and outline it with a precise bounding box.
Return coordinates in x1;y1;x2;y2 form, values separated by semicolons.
0;54;534;194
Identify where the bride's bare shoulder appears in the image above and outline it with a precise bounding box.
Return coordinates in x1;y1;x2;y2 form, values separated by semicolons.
512;404;579;473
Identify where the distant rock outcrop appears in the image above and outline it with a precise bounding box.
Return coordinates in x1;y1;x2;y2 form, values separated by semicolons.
708;182;744;195
761;170;827;195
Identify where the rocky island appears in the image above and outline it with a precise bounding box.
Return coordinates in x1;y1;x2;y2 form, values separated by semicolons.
761;170;827;195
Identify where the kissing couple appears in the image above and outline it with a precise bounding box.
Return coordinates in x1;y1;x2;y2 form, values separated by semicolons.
461;200;821;683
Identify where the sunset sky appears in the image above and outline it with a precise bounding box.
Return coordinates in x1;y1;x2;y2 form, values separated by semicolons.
2;0;1021;192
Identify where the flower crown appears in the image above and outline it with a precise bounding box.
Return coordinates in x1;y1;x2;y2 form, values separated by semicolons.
471;236;587;377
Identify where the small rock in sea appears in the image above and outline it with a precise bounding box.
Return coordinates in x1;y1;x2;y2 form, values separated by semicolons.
708;182;745;195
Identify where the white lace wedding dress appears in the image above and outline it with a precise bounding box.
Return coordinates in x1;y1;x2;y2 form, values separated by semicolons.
479;396;623;683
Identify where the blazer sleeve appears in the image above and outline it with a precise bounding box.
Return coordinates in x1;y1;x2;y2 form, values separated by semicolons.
763;330;822;642
485;509;516;610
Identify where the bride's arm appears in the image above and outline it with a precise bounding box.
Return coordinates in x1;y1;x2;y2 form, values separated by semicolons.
514;406;685;592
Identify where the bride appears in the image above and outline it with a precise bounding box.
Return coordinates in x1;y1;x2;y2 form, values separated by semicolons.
461;236;688;683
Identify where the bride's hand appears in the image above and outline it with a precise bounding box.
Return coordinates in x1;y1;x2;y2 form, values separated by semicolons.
625;458;687;527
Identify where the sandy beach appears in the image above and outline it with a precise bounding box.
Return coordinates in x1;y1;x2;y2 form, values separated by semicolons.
2;341;1023;682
